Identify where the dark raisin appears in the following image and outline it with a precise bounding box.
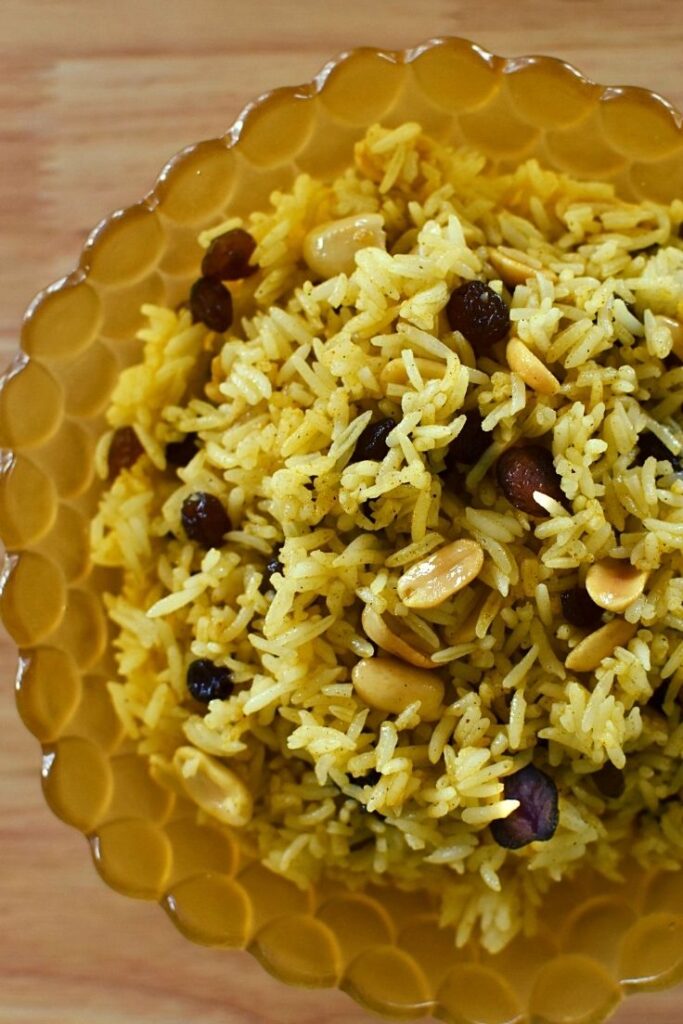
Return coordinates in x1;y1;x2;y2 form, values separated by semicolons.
444;409;489;469
353;768;382;786
648;681;669;713
181;492;230;548
592;762;625;800
350;835;376;850
260;556;284;594
108;426;144;479
186;658;233;703
166;433;199;468
189;276;233;333
496;445;566;517
561;588;603;630
446;280;510;351
635;431;683;472
360;499;376;523
201;228;258;281
349;417;396;464
490;764;559;849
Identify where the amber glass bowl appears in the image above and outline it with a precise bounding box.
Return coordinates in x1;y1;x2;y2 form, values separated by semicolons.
2;37;683;1024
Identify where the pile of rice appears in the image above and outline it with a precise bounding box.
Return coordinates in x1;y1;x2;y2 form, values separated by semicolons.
91;123;683;953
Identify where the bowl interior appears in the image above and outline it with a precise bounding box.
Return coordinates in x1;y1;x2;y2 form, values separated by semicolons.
2;37;683;1024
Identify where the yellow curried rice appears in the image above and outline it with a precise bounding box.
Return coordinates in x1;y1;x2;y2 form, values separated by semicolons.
91;123;683;953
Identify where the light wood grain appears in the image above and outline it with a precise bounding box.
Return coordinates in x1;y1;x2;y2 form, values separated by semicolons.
1;2;682;1021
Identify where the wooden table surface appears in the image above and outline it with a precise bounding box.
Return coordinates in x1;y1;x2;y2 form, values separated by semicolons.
2;2;682;1021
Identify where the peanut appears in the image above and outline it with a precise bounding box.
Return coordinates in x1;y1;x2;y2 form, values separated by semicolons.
303;212;386;278
506;338;561;396
361;605;437;669
585;558;648;613
564;619;637;673
351;657;444;720
173;746;253;827
380;356;446;385
488;246;557;288
656;315;683;360
397;539;484;609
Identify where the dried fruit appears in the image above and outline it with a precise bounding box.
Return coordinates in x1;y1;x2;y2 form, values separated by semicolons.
189;276;233;333
444;409;490;469
560;588;603;630
397;539;485;609
201;228;258;280
496;445;566;516
166;433;199;468
648;681;670;713
186;658;234;703
490;764;559;849
446;280;510;351
108;426;144;479
260;555;284;594
592;762;625;799
181;491;231;548
636;431;683;472
353;768;382;786
349;417;396;464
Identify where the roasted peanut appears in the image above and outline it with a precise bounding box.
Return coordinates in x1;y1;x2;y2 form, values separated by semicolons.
351;657;444;720
506;338;561;396
173;746;253;826
656;315;683;360
397;539;484;609
585;558;648;613
443;600;482;645
303;212;386;278
361;605;437;669
488;246;557;288
380;356;446;385
564;619;637;673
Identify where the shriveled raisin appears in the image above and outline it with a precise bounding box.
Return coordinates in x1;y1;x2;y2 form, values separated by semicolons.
635;431;683;472
186;658;233;703
496;445;566;516
201;228;258;281
648;681;669;713
592;762;625;799
108;426;144;479
446;280;510;351
189;276;233;332
561;588;603;630
445;409;489;469
490;764;559;849
349;417;396;464
166;433;199;467
260;555;284;594
353;768;382;786
181;492;230;548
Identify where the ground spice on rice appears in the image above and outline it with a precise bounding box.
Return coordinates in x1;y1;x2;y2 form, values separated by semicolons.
91;122;683;953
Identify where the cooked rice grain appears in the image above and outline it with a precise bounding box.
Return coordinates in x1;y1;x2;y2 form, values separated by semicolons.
91;123;683;954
